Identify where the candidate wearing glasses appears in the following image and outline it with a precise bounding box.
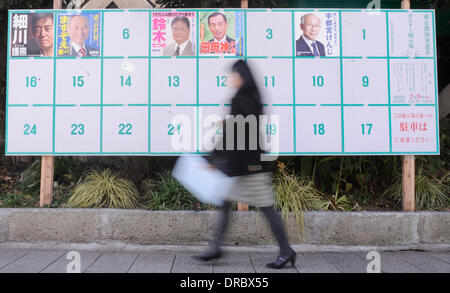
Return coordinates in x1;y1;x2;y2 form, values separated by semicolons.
61;14;98;57
296;13;326;57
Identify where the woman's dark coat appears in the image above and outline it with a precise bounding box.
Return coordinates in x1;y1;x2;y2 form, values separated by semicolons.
206;87;272;177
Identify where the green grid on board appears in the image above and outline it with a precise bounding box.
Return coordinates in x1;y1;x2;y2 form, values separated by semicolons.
13;54;437;60
291;11;296;153
52;11;57;153
5;11;11;154
432;10;439;153
5;151;438;156
386;11;393;152
4;8;440;156
148;11;152;153
196;11;199;153
100;11;104;152
339;11;344;153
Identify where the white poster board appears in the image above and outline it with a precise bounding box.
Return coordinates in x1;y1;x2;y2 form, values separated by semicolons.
5;8;439;155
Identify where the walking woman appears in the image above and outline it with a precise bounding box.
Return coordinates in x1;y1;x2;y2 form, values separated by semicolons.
193;60;296;269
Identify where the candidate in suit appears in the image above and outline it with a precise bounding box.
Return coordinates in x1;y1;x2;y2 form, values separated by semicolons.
62;14;99;57
296;13;326;57
30;13;54;57
163;16;195;56
206;12;238;54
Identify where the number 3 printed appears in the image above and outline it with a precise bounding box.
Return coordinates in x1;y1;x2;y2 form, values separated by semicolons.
266;28;273;39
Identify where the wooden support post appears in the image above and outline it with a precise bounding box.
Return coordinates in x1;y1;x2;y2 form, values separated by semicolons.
400;0;414;212
40;156;55;207
402;156;415;211
237;202;249;211
39;0;61;207
401;0;410;9
237;0;249;212
53;0;62;9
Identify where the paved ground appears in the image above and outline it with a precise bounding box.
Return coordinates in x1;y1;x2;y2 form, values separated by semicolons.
0;248;449;273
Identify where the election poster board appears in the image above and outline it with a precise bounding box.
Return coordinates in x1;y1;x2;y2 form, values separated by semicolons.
5;8;439;155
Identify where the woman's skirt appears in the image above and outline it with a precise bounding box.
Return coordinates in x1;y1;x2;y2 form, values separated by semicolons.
225;171;275;208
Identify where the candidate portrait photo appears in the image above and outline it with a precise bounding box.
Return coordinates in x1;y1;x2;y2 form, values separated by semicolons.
57;12;101;57
163;15;195;56
294;12;340;57
199;11;244;56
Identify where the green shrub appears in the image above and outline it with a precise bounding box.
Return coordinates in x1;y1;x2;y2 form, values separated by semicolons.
0;191;35;208
142;171;204;210
384;168;450;210
18;160;41;195
67;169;138;209
273;162;329;240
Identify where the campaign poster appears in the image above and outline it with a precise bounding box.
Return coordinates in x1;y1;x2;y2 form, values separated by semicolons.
198;11;244;56
10;12;55;57
151;11;196;56
294;11;340;57
56;11;101;57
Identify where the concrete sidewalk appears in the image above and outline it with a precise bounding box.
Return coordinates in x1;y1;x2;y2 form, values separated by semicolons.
0;247;449;273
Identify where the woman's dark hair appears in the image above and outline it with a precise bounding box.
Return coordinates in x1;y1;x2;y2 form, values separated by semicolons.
232;60;258;90
231;60;262;105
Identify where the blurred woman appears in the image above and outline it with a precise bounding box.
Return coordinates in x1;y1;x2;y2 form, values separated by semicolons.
193;60;296;269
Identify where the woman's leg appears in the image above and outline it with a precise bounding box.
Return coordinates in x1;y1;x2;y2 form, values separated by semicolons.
260;205;292;257
209;200;232;252
193;201;232;261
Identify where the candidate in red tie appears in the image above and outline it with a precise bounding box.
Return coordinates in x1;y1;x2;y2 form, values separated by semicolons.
66;14;97;57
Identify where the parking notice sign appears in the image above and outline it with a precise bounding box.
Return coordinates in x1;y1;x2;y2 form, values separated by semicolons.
5;8;439;155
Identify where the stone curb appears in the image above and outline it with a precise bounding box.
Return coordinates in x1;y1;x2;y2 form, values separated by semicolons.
0;209;448;250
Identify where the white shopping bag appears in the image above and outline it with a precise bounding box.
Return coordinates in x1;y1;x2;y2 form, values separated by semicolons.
172;155;235;206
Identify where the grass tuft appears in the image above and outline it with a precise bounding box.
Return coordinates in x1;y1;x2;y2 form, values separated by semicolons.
273;162;329;240
384;168;450;210
68;169;138;209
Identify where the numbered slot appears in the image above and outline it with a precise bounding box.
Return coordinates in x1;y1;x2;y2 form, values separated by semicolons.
151;59;196;104
342;59;388;104
264;106;294;153
341;11;387;57
103;59;148;104
198;106;227;152
103;11;149;57
103;106;148;153
344;106;389;152
295;58;341;104
246;11;292;57
54;107;100;153
55;59;101;105
295;106;341;153
8;59;54;104
199;58;240;104
150;106;196;152
247;59;293;105
6;107;53;153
